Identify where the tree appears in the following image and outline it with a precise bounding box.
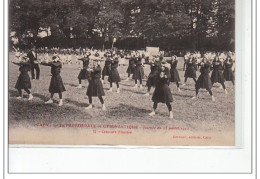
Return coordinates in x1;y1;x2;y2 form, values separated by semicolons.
9;0;235;50
129;0;190;46
9;0;43;47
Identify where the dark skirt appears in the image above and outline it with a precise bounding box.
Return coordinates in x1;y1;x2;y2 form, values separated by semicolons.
78;69;89;80
223;69;235;81
196;75;212;90
102;66;111;77
184;67;196;78
132;66;144;80
108;68;121;82
15;72;31;90
126;65;135;74
152;84;173;103
146;71;159;87
86;79;105;96
49;75;66;93
211;70;225;83
170;69;180;82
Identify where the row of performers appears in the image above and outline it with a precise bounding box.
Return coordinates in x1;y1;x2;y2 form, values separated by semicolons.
77;53;234;91
12;54;235;119
182;56;235;86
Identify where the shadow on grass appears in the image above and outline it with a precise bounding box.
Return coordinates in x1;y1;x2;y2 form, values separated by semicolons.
8;98;93;125
32;93;50;101
9;89;18;97
172;93;194;98
64;82;81;88
106;103;150;118
122;88;146;95
65;98;87;107
196;96;213;100
9;89;31;98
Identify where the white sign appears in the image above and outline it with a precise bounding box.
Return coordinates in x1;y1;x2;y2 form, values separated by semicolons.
146;47;159;56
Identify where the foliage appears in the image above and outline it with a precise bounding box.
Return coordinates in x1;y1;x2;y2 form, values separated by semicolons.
9;0;235;50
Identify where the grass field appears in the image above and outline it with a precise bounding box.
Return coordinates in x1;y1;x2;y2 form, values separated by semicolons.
8;52;235;145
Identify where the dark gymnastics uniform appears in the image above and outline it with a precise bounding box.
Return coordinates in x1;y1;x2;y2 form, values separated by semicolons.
184;58;197;83
146;61;161;91
133;57;144;84
211;59;226;89
86;66;105;97
102;57;112;80
78;56;90;80
14;61;32;93
86;65;105;104
195;63;213;95
211;60;225;83
170;60;181;87
126;57;135;76
108;58;121;83
41;61;66;94
152;67;173;111
223;60;235;85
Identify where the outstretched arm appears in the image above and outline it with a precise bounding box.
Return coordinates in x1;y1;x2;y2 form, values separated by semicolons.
93;66;102;73
77;57;84;61
41;61;52;66
166;59;172;64
12;61;29;66
12;61;22;66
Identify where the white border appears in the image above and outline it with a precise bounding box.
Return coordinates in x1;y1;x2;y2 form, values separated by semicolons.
2;0;256;177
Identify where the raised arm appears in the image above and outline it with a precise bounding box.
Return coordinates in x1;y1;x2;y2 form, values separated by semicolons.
12;61;22;66
92;66;102;73
12;61;29;66
41;61;53;66
166;59;172;64
77;57;84;61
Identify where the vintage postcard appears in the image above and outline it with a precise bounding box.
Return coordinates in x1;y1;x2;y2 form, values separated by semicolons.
8;0;236;146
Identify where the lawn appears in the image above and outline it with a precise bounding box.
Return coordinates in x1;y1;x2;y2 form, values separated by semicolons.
8;52;235;146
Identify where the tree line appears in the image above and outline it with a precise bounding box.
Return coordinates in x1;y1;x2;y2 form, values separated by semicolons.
9;0;235;51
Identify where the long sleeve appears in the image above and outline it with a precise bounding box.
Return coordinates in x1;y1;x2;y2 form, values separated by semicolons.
93;66;102;73
12;61;22;66
41;61;52;66
91;66;102;79
166;59;172;64
12;61;30;66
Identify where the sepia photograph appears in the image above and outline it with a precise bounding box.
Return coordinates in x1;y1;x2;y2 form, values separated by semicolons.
8;0;236;146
